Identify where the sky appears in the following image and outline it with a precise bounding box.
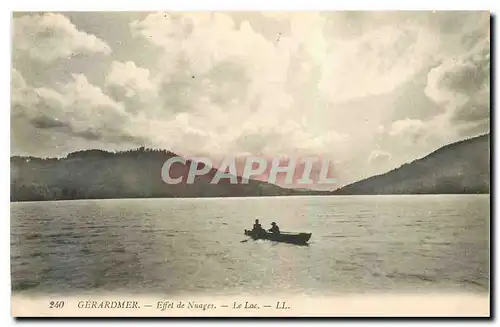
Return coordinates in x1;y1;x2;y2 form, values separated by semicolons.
11;11;490;187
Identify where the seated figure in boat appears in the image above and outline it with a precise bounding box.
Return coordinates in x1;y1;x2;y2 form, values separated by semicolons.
252;219;265;235
268;222;280;234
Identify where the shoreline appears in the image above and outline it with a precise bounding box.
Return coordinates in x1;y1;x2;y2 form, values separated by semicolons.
9;193;492;204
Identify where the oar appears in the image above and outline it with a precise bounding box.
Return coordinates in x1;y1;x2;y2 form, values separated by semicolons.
241;229;255;242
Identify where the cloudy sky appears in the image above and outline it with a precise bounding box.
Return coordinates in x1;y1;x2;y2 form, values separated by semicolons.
11;11;490;186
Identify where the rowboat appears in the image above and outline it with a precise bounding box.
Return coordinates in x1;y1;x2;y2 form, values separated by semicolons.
244;229;312;245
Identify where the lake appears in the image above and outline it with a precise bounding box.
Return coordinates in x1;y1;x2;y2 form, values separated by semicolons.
10;195;490;296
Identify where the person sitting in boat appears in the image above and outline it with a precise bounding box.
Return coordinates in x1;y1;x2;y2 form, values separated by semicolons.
252;219;265;234
268;222;280;234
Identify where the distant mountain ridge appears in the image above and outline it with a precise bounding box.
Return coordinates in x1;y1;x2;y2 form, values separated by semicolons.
10;134;490;202
334;134;490;195
10;147;330;202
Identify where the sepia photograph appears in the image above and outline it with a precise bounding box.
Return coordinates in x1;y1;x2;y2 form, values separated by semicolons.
10;10;490;317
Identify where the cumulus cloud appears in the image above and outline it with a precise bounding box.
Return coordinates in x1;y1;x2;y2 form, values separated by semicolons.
389;117;451;151
11;68;38;108
425;39;489;105
11;68;27;89
104;60;161;116
371;12;490;162
106;61;159;100
319;24;440;102
125;12;363;159
127;12;490;181
10;11;491;185
126;13;448;151
10;70;145;145
424;14;490;137
13;13;111;62
388;118;426;138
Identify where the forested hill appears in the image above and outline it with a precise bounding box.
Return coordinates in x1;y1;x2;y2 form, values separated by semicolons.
334;134;490;195
11;133;489;201
11;148;328;202
11;148;291;201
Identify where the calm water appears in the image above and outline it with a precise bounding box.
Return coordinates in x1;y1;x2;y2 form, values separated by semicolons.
11;195;489;296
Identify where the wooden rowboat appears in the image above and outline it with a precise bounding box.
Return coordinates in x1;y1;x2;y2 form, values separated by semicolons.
244;229;312;245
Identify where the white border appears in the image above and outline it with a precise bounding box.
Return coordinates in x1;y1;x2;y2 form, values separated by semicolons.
5;0;498;11
2;4;12;326
3;1;498;326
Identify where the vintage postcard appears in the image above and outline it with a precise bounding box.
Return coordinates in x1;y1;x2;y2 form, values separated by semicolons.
10;11;490;317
